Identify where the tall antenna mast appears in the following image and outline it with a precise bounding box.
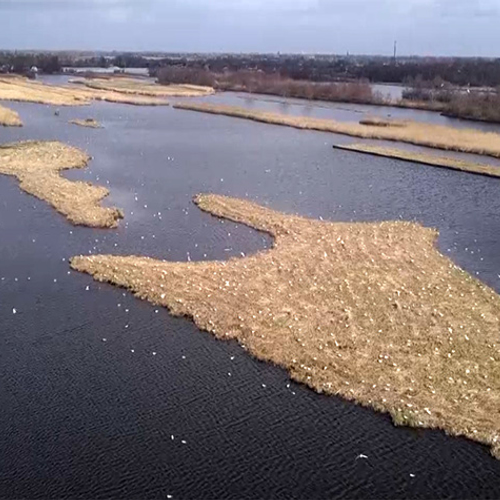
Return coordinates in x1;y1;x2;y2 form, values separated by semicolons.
393;40;397;64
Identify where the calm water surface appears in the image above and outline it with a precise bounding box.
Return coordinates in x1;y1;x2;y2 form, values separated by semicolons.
1;100;500;499
38;74;500;134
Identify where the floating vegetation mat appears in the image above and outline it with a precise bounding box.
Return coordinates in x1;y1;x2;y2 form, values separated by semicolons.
0;103;22;126
70;118;102;129
173;102;500;159
359;116;407;128
71;194;500;458
0;141;123;228
334;144;500;178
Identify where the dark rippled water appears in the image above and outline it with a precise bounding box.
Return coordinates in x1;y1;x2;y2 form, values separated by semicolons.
1;100;500;499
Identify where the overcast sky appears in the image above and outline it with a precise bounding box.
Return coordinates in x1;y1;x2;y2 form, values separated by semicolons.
0;0;499;56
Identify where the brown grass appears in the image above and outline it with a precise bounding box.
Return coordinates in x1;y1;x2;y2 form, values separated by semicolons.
0;76;170;107
71;194;500;459
0;141;123;228
73;77;214;98
0;103;22;126
69;118;102;129
334;144;500;178
173;102;500;159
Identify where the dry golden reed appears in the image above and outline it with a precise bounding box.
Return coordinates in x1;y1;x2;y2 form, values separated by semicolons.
73;77;215;98
0;141;123;228
334;144;500;178
0;103;22;126
359;116;407;128
0;76;170;107
71;194;500;458
69;118;102;129
173;102;500;159
0;76;90;106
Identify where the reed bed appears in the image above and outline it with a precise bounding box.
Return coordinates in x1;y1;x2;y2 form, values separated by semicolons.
173;102;500;159
71;194;500;459
0;76;89;105
0;103;22;126
334;144;500;178
0;141;123;228
73;77;214;97
359;117;407;128
0;76;170;106
69;118;102;129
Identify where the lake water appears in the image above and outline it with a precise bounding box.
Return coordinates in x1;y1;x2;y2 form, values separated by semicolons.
38;74;500;134
1;99;500;499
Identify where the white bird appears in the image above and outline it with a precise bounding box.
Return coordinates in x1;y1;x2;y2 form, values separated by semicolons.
356;454;368;460
12;308;17;314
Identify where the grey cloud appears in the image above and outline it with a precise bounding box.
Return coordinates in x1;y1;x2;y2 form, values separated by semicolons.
0;0;498;56
437;0;500;17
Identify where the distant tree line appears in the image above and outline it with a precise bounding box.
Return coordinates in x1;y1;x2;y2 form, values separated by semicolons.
352;59;500;88
0;52;151;74
0;52;62;74
150;55;500;88
3;51;500;88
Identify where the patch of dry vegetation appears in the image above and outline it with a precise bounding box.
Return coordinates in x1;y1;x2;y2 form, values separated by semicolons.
401;83;500;123
71;194;500;458
69;118;102;129
443;92;500;123
0;76;170;106
0;76;90;105
334;144;500;178
158;67;379;104
73;76;214;97
0;141;123;228
359;116;407;128
173;102;500;159
0;103;22;126
86;90;169;106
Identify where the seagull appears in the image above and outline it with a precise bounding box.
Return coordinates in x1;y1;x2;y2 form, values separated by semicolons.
355;454;368;460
